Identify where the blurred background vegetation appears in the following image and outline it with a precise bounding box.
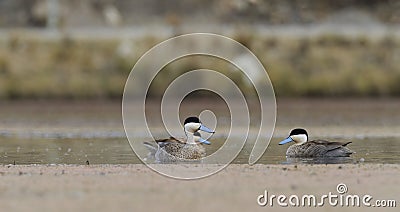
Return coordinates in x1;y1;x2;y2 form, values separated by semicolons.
0;0;399;99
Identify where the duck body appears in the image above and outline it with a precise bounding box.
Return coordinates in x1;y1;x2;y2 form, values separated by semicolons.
280;128;354;158
147;137;206;163
143;117;214;163
285;140;353;158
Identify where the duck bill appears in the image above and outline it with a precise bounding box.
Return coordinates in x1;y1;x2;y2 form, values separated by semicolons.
199;124;215;133
199;138;211;145
279;137;294;145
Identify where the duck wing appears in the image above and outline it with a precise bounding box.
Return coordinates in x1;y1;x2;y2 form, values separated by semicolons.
310;140;352;150
155;137;185;147
309;140;353;157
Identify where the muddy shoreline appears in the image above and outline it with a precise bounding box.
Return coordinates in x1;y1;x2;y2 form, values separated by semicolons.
0;164;398;211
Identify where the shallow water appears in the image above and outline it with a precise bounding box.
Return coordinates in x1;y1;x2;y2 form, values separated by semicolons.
1;99;399;165
1;136;399;165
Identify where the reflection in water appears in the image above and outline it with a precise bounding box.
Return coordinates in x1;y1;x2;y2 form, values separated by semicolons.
0;136;399;164
282;157;355;164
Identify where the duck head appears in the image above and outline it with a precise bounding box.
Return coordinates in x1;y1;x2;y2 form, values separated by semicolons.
184;116;215;133
184;116;214;145
279;128;308;145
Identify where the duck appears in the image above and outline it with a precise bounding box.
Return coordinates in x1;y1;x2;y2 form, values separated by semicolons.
143;116;215;163
279;128;354;158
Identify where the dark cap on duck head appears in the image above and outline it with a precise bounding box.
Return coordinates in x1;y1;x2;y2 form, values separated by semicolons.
184;117;201;125
289;128;308;137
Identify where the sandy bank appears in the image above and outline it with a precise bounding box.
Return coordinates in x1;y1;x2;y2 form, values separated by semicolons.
0;164;398;212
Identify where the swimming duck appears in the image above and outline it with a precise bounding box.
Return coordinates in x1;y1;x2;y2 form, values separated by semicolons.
143;117;215;163
279;128;353;157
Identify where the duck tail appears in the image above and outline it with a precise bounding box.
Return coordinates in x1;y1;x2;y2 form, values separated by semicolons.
143;141;158;156
342;142;354;156
342;141;352;147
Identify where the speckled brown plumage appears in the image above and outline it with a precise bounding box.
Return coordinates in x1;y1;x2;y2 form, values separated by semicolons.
151;137;206;163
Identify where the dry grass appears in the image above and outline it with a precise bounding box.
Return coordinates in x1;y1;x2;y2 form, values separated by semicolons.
251;35;400;96
0;33;399;99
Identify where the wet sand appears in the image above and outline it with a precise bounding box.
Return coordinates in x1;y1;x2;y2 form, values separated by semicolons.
0;164;398;212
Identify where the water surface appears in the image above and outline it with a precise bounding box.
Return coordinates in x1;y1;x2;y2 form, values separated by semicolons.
1;99;399;165
1;136;399;165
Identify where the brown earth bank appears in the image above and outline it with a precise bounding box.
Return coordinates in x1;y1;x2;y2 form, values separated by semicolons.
0;34;399;98
0;164;398;211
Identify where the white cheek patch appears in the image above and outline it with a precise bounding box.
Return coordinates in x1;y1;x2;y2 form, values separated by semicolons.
291;134;307;143
184;122;201;132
